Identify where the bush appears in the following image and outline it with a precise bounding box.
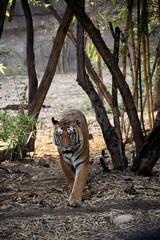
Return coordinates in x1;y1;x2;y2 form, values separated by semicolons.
0;110;38;158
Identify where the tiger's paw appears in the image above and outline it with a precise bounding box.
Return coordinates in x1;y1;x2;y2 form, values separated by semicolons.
69;196;81;208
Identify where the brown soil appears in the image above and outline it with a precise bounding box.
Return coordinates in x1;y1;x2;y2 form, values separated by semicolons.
0;74;160;239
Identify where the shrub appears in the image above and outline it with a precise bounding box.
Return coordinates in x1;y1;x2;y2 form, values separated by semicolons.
0;110;38;158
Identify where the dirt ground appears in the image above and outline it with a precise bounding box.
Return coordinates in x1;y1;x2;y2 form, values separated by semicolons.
0;73;160;240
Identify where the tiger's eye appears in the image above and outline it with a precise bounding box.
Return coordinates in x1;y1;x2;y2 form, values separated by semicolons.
56;132;61;140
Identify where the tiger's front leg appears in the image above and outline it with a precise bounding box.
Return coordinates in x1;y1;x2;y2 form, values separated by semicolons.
59;155;75;191
69;163;90;207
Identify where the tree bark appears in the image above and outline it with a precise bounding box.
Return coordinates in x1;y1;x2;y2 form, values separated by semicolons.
0;0;9;38
111;24;127;168
28;6;73;117
8;0;16;22
0;5;73;159
133;110;160;175
65;0;144;157
153;34;160;110
76;1;127;170
21;0;39;151
21;0;38;105
151;0;159;113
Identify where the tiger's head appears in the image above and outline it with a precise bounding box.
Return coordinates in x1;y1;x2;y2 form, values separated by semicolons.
52;116;82;153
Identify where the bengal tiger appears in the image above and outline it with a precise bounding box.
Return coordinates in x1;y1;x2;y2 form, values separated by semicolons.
52;109;90;207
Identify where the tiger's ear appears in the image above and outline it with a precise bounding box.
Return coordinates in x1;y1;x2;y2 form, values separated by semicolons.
74;116;81;126
52;117;59;125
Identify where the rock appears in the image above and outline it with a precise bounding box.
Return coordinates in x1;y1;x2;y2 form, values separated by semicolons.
112;214;134;226
38;160;50;168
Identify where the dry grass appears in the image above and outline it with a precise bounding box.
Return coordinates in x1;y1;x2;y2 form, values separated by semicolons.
0;127;160;239
0;74;160;239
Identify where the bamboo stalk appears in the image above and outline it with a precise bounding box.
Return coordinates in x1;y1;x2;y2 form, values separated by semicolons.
141;0;153;129
146;29;154;124
142;33;152;128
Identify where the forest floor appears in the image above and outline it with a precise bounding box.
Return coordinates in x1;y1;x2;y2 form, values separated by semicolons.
0;73;160;240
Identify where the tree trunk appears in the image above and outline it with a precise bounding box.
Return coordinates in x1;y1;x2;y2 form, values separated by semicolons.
132;110;160;175
65;0;144;157
0;0;9;38
76;1;127;170
21;0;39;152
153;34;160;110
138;144;160;176
28;6;73;117
111;24;127;168
21;0;38;105
0;4;73;161
43;0;113;109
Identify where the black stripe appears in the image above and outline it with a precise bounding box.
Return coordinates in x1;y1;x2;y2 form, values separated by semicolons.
65;156;72;161
73;142;85;162
62;150;73;154
75;158;88;170
74;140;81;148
77;131;80;143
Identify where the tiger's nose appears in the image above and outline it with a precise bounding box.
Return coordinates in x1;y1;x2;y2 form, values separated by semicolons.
63;146;72;151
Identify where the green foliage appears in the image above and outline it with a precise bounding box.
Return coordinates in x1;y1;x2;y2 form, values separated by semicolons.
0;45;15;75
0;45;17;77
0;45;15;57
0;64;6;75
44;3;52;9
28;0;41;6
0;111;38;157
7;63;22;76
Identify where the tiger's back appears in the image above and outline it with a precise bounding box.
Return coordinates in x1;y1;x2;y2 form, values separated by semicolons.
52;109;90;207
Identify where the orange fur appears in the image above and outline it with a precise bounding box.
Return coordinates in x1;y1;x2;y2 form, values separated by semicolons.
52;109;90;207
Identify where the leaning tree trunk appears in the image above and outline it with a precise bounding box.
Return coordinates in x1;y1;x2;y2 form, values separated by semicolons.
43;0;113;109
76;1;127;170
24;5;73;144
132;110;160;175
28;6;73;117
0;5;73;162
27;5;73;155
65;0;144;158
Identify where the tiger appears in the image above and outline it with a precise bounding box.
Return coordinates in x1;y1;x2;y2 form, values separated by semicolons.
52;109;90;207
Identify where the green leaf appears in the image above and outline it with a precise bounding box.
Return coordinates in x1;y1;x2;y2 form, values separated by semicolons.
0;64;6;75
